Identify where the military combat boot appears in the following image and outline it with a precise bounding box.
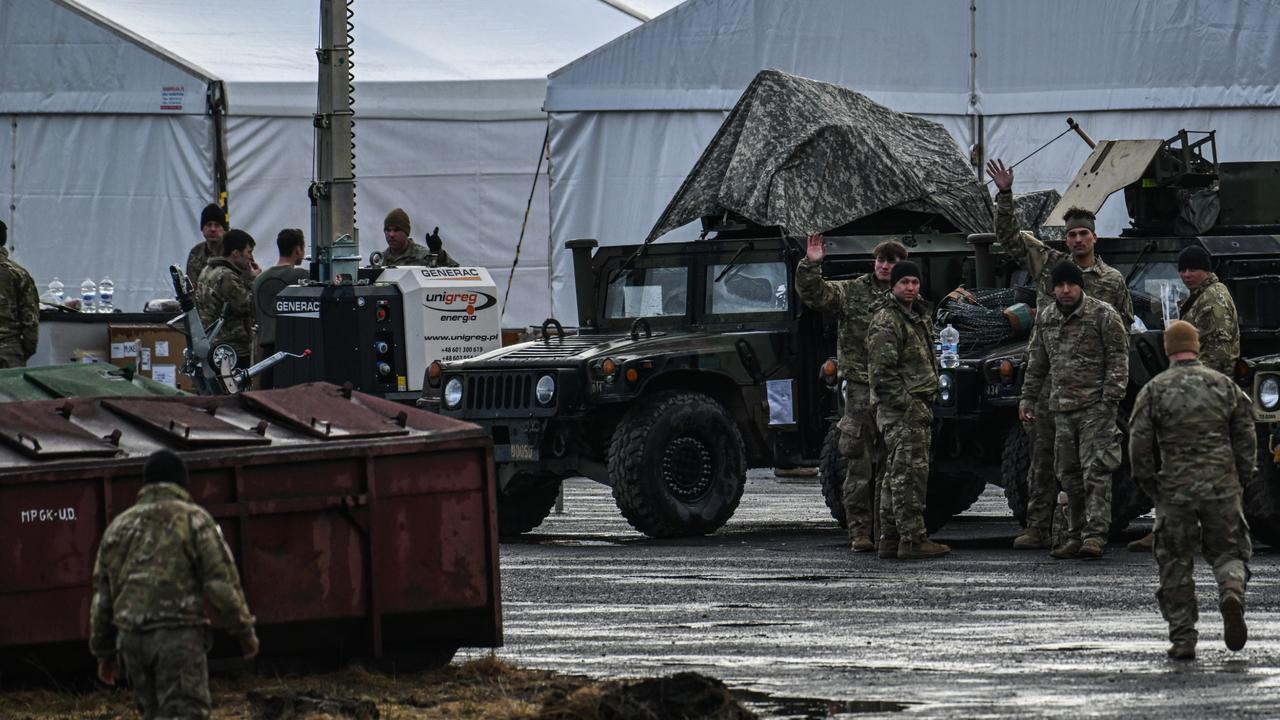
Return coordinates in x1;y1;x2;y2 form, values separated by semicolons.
850;534;875;552
1012;527;1050;550
1050;539;1083;559
1078;538;1105;559
897;538;951;559
877;537;900;559
1222;594;1248;651
1166;643;1196;660
1127;531;1155;552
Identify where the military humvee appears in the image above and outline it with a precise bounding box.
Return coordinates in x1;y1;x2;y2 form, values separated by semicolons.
420;213;1007;537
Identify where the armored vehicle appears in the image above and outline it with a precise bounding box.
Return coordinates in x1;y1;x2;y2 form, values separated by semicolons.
422;223;1002;537
951;130;1280;537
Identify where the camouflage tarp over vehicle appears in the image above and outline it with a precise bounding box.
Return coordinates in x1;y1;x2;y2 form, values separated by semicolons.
647;69;993;241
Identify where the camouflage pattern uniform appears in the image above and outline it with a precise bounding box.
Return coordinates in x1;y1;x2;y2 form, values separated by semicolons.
196;257;254;364
186;241;217;287
0;246;39;368
1129;359;1254;649
385;239;459;268
796;258;886;539
1021;294;1129;544
1179;274;1239;376
996;190;1134;532
90;482;256;720
866;297;938;543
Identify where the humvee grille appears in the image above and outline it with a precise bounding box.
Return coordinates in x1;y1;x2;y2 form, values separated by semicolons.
465;373;534;410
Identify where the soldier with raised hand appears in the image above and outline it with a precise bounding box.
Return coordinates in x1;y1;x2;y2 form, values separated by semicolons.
1021;261;1129;559
866;261;949;559
1129;245;1242;553
91;450;259;719
1129;320;1254;660
0;218;39;368
382;208;460;267
796;233;908;552
197;229;259;371
986;159;1134;551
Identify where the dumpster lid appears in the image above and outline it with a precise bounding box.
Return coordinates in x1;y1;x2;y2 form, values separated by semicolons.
0;404;122;460
240;384;412;440
101;398;274;449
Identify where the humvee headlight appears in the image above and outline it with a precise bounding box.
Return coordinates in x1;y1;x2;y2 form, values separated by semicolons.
938;372;954;405
444;377;464;409
1260;376;1280;411
535;374;557;405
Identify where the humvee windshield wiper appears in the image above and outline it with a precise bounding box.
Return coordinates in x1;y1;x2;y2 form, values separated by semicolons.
1125;239;1159;284
610;244;650;285
714;242;754;282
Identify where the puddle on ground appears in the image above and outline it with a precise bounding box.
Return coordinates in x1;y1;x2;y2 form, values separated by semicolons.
734;689;912;718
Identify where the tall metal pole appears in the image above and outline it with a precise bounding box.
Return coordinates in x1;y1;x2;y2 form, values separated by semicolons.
309;0;359;283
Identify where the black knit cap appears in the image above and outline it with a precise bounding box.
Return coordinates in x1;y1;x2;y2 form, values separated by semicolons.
144;449;189;488
889;260;921;287
1177;245;1212;272
200;203;227;229
1050;260;1084;288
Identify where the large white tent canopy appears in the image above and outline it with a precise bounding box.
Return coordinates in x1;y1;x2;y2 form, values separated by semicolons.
544;0;1280;322
0;0;659;324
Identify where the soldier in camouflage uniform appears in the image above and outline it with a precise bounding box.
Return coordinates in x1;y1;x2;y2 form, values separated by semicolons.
382;208;460;267
1021;261;1129;559
197;229;259;370
866;261;950;559
1129;245;1242;553
91;450;259;718
987;159;1134;550
186;203;228;288
796;233;907;551
1129;320;1253;659
1176;245;1239;375
0;219;39;368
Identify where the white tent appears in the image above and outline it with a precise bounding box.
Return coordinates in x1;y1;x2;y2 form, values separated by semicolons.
0;0;656;325
544;0;1280;322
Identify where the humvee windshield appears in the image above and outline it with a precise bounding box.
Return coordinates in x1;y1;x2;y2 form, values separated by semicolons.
605;266;689;318
1115;260;1188;328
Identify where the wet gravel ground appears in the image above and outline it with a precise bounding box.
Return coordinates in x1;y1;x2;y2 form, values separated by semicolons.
461;471;1280;719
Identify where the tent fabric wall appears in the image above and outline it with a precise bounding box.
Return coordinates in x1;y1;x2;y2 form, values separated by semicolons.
544;0;1280;323
3;113;214;309
226;115;554;327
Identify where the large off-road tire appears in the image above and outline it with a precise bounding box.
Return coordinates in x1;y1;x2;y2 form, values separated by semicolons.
1244;445;1280;546
608;391;747;538
818;423;848;528
1000;417;1151;532
818;422;977;534
1002;424;1031;526
497;473;562;537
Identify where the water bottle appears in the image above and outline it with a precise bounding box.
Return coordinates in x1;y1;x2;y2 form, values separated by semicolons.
98;276;115;313
939;323;960;369
79;278;97;313
1159;280;1180;326
48;277;65;304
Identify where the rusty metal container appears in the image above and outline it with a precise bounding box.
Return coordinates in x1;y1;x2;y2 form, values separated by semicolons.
0;382;501;679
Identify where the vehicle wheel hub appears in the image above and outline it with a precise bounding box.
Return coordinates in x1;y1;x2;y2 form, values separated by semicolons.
663;436;713;501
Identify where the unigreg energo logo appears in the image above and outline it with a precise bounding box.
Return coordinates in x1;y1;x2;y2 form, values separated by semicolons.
424;291;497;322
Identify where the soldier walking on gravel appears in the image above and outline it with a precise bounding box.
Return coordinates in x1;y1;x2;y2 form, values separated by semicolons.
91;450;259;719
986;159;1133;551
866;261;949;559
796;233;907;552
1020;262;1128;559
1129;244;1242;553
1128;320;1254;659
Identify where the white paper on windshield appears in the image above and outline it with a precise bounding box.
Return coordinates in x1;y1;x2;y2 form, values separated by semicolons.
623;285;664;316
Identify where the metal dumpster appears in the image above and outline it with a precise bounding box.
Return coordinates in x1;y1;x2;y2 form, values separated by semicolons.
0;382;501;680
0;363;185;402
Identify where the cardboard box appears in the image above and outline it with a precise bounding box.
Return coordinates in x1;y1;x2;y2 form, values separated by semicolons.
107;324;195;391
